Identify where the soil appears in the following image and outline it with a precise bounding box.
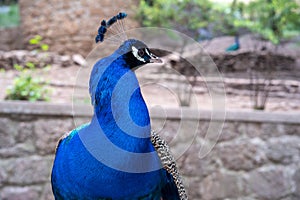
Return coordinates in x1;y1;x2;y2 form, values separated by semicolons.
1;36;299;113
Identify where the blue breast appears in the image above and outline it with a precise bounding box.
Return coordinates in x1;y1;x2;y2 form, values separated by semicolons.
52;126;165;199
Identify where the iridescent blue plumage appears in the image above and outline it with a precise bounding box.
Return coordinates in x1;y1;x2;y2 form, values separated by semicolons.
51;13;180;200
117;12;127;20
226;35;240;52
107;16;117;26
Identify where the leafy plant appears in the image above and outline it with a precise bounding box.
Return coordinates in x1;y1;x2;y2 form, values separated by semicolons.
6;64;50;101
233;0;300;44
5;35;51;101
29;35;49;51
136;0;218;39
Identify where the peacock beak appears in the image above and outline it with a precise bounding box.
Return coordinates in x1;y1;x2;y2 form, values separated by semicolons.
149;53;163;63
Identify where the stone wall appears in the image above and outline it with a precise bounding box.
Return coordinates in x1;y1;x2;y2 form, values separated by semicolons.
0;50;86;70
0;27;23;51
0;101;299;200
17;0;139;56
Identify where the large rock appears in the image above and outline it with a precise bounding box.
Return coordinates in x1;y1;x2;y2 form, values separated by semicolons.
34;118;73;155
200;171;245;200
214;122;239;142
284;124;300;136
184;176;202;200
0;186;41;200
16;122;34;143
266;136;300;165
245;123;287;140
0;165;7;188
0;118;17;148
246;166;293;200
293;169;300;199
177;140;219;178
0;142;35;158
41;183;54;200
72;54;87;67
3;156;53;185
217;138;268;171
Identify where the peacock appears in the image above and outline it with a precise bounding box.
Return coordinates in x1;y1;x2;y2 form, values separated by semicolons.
51;12;188;200
225;35;240;52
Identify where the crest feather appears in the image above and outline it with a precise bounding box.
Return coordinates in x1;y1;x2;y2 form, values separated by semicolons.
95;12;128;43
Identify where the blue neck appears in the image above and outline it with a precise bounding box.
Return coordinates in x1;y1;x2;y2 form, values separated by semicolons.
91;55;152;153
235;35;239;45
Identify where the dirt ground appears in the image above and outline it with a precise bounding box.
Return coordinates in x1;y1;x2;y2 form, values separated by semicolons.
1;62;299;113
1;36;300;113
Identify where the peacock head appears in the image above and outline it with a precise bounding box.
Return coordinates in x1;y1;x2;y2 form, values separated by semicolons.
121;39;162;69
95;12;162;70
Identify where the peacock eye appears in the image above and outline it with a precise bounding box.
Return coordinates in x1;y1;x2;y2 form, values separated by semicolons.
138;49;144;57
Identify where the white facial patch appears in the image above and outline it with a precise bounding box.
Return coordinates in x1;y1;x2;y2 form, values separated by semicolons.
145;48;156;58
145;48;150;56
132;46;146;63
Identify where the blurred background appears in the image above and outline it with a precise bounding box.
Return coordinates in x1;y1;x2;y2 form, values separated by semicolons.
0;0;299;199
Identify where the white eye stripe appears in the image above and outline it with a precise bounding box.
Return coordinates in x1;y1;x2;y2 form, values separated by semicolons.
132;46;146;63
145;48;150;56
145;48;157;58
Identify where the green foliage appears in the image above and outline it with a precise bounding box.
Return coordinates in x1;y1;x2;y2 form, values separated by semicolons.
136;0;300;42
137;0;175;28
136;0;217;38
29;35;49;52
29;35;42;45
6;64;51;101
41;44;49;51
136;0;250;38
233;0;300;44
0;4;20;28
5;35;51;102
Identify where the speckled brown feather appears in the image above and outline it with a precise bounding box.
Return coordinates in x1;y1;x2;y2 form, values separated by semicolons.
151;131;188;200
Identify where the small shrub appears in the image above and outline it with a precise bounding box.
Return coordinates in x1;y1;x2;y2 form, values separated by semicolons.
6;64;51;101
5;35;51;102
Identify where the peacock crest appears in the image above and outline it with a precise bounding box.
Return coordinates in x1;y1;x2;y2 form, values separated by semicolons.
95;12;128;45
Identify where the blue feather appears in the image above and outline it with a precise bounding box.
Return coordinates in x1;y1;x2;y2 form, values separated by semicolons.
107;16;117;26
226;35;240;52
117;12;127;20
161;171;181;200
